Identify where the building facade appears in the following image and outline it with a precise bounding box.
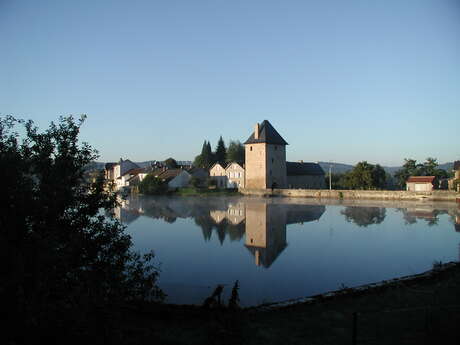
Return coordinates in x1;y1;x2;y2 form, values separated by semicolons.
244;121;288;189
244;120;325;189
226;162;245;188
406;176;436;192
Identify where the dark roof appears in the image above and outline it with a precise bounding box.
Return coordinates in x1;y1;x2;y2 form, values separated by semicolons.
454;161;460;170
286;162;325;176
157;169;185;181
244;120;288;145
124;168;146;176
105;162;116;170
407;176;436;183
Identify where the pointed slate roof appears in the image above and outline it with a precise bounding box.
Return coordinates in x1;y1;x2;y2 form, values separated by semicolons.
244;120;288;145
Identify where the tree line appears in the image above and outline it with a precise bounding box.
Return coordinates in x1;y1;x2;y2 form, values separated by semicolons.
193;136;245;169
327;157;452;190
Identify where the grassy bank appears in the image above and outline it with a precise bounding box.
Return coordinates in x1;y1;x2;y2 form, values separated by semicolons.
100;262;460;344
172;187;241;197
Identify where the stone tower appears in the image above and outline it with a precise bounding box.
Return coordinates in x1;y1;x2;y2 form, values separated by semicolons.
244;120;288;189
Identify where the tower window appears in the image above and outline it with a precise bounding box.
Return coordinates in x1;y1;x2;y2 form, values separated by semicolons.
250;146;252;151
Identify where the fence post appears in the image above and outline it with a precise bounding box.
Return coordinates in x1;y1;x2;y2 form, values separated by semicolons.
352;312;358;345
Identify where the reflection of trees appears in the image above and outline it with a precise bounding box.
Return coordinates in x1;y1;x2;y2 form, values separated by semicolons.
341;207;386;227
396;208;447;227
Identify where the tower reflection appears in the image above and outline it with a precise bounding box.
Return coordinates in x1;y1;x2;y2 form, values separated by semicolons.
113;196;326;267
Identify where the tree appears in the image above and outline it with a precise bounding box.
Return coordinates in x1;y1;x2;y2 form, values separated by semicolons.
341;161;386;190
0;115;164;343
394;158;420;189
214;136;227;165
394;157;447;189
164;157;178;169
226;140;245;163
138;174;168;194
194;140;215;169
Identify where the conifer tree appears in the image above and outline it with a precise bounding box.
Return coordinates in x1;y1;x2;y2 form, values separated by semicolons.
215;136;227;165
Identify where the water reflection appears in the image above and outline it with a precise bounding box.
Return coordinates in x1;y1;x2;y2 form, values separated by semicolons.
113;197;460;305
115;197;325;267
341;206;386;227
398;206;449;227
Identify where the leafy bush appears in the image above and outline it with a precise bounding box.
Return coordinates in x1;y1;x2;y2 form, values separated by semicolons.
138;174;168;194
0;115;164;343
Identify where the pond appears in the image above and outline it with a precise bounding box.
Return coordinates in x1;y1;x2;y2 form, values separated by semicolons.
115;196;460;306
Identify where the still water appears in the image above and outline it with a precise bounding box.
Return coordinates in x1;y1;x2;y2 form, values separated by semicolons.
115;196;460;306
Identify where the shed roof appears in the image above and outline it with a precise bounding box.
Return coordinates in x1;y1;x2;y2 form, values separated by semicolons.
244;120;288;145
286;162;325;176
407;176;436;183
105;162;116;170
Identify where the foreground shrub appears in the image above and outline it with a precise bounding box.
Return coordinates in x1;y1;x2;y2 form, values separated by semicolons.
0;115;164;344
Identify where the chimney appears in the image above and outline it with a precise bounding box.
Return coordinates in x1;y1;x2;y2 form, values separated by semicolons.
254;123;259;139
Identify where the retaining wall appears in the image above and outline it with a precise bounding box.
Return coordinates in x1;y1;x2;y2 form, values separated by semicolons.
240;188;460;202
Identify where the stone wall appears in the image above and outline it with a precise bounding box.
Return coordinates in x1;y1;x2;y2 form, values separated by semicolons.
265;144;287;189
245;143;267;189
240;188;459;202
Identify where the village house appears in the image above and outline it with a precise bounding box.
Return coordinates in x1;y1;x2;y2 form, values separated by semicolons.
209;162;245;189
225;162;245;188
448;161;460;192
105;158;141;190
406;176;436;192
156;169;186;189
209;163;228;188
244;120;325;189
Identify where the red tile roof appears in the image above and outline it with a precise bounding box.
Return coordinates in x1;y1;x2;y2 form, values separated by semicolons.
407;176;435;183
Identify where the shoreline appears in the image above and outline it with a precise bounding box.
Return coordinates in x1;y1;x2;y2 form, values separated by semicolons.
240;188;460;203
248;261;459;311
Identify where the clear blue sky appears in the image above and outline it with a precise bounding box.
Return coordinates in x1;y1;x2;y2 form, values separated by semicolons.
1;0;459;166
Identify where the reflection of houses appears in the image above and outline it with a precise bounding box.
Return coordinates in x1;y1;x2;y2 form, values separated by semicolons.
226;202;245;225
406;176;436;192
405;208;437;221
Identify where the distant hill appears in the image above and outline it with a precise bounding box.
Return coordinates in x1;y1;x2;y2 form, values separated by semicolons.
85;160;193;171
318;161;455;176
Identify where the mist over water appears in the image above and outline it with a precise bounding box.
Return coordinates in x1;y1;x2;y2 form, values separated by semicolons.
116;196;460;306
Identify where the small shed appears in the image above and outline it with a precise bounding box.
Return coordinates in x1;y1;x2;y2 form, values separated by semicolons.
406;176;436;192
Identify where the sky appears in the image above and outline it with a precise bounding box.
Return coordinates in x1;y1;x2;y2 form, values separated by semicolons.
1;0;459;166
